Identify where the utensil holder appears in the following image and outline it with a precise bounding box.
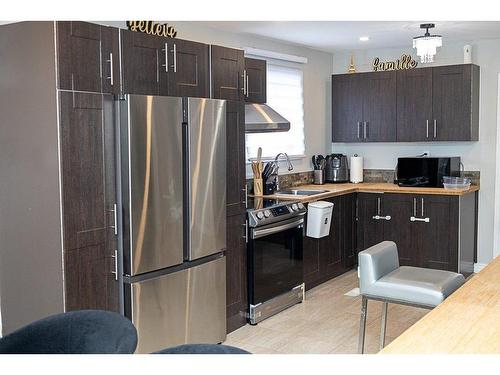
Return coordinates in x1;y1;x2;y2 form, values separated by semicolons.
314;169;325;185
253;178;263;196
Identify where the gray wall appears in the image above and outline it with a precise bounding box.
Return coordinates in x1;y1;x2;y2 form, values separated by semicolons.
0;22;64;335
331;39;500;264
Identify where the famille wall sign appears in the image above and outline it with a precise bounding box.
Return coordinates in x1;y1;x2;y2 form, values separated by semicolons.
372;54;418;72
127;21;177;38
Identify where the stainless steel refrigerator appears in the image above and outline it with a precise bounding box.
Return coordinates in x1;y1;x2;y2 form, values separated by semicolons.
117;95;227;353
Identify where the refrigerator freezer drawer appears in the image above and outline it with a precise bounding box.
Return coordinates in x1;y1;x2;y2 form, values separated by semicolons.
128;256;226;353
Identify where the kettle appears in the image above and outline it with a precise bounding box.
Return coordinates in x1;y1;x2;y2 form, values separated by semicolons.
325;154;349;183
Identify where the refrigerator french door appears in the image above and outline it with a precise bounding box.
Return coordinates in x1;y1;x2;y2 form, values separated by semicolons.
118;95;227;353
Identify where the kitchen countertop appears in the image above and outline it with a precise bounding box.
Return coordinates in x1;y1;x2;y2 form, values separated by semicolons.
380;255;500;354
257;182;479;203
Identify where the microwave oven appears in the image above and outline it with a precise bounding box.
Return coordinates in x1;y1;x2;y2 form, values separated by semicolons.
395;157;461;187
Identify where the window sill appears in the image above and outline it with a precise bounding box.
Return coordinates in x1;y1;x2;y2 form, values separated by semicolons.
246;154;307;165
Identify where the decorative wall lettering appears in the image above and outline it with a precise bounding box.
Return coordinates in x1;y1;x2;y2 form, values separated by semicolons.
372;54;418;72
127;21;177;38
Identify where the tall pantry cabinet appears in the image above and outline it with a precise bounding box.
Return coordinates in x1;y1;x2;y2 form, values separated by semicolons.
0;21;119;335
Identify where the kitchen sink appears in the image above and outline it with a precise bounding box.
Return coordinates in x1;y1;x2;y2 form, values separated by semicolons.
275;189;329;196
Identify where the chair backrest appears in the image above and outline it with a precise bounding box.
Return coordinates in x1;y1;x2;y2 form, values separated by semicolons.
358;241;400;294
0;310;138;354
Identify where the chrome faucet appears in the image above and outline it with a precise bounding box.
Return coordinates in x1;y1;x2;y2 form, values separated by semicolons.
272;153;294;191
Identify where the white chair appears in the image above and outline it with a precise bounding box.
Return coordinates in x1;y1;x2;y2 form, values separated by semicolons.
357;241;465;353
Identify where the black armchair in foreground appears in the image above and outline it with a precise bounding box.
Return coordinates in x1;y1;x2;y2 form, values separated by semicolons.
0;310;138;354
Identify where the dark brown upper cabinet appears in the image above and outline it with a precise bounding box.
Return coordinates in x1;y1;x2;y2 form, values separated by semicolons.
332;72;396;142
432;64;479;141
120;29;168;95
332;74;364;142
211;45;245;101
225;100;246;216
166;38;209;98
362;71;397;141
397;67;433;141
244;57;267;103
56;21;119;94
333;64;479;143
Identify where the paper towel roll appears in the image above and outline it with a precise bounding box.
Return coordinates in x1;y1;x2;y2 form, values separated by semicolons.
350;155;363;183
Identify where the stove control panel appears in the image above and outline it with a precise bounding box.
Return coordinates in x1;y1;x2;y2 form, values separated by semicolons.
248;201;307;227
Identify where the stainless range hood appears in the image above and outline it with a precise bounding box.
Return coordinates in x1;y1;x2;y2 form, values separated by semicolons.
245;103;291;133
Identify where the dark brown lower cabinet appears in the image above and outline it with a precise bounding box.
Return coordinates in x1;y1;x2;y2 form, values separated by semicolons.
303;194;357;290
356;193;384;252
225;212;247;333
59;91;119;312
357;192;476;275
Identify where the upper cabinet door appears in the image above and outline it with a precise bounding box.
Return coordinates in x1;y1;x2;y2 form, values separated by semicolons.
397;68;433;142
244;57;267;103
166;38;209;98
225;100;246;215
362;71;397;142
211;45;244;101
432;64;479;141
56;22;119;94
331;74;364;142
120;29;167;96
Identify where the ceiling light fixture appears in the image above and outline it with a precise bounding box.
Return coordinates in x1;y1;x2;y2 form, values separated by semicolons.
359;36;370;42
413;23;442;63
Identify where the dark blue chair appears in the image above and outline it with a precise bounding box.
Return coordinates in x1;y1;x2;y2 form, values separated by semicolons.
154;343;250;354
0;310;138;354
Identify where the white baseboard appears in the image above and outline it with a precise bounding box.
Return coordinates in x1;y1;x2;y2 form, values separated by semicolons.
474;263;487;273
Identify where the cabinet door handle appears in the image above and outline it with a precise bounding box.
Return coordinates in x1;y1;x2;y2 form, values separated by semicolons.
242;221;248;243
364;121;367;139
162;43;169;72
241;70;247;94
242;185;248;208
434;119;437;138
106;53;114;86
172;43;177;73
372;215;391;221
421;198;424;217
426;120;429;138
357;121;361;139
410;216;430;223
377;197;381;216
246;73;249;97
111;250;118;281
413;198;417;217
107;204;118;235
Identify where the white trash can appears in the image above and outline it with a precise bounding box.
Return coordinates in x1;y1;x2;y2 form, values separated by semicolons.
306;201;334;238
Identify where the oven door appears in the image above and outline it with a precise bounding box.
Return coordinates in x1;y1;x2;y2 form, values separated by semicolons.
248;217;304;305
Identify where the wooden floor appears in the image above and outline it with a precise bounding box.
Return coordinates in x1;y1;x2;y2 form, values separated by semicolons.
223;270;429;354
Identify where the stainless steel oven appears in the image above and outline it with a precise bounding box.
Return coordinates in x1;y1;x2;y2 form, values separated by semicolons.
247;198;306;324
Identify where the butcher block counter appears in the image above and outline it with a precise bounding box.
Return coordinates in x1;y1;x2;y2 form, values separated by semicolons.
381;255;500;354
260;182;479;203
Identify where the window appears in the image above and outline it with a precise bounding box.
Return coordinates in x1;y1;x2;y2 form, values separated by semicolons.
245;63;305;160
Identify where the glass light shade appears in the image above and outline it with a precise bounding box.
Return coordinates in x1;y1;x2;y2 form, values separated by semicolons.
413;35;442;63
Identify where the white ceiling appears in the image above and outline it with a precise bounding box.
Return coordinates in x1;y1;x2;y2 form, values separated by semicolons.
195;21;500;52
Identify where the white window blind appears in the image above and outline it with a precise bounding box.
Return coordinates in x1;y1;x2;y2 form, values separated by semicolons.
246;63;305;159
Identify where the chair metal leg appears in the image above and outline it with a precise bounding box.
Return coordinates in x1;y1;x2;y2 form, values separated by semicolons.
358;296;368;354
379;301;388;350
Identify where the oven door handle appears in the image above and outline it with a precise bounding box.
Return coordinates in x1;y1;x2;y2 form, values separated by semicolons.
251;218;304;240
